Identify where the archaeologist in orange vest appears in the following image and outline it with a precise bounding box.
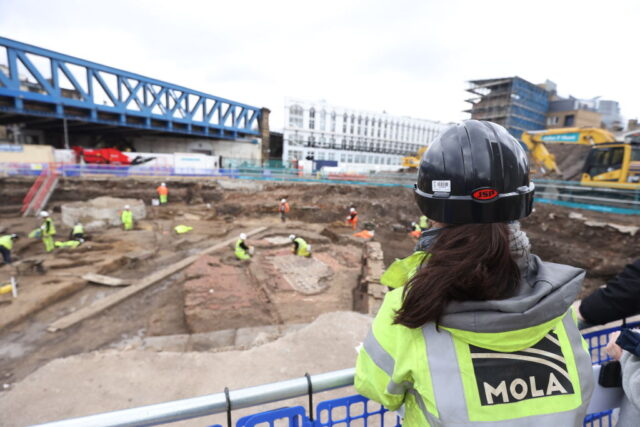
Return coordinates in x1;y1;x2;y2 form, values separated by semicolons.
278;198;290;222
346;207;358;230
156;182;168;204
409;221;422;239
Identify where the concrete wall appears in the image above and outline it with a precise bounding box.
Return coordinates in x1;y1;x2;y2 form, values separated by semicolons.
0;144;55;163
132;136;261;161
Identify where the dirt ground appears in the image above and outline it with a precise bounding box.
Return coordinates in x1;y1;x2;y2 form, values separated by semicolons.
0;176;638;420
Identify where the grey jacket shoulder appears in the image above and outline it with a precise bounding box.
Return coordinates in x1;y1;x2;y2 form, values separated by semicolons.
618;350;640;426
441;255;585;333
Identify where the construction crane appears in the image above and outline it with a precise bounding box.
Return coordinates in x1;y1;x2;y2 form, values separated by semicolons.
521;128;640;189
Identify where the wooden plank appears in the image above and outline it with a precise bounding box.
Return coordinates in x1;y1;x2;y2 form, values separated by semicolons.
82;273;130;287
48;226;267;332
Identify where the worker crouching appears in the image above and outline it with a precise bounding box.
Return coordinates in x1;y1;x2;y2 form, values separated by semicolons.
235;233;253;261
289;234;311;257
0;234;19;264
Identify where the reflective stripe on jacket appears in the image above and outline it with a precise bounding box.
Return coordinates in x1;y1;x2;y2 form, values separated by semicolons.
0;235;13;250
356;284;594;425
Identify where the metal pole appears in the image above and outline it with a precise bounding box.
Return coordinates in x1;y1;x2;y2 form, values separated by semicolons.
32;368;355;427
63;118;69;149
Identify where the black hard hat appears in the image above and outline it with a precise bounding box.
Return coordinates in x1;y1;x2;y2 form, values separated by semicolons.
414;120;534;224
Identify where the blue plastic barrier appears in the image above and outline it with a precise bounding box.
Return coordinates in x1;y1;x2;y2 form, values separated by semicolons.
315;394;401;427
213;323;640;427
236;406;312;427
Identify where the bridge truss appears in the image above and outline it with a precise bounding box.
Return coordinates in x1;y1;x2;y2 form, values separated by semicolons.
0;37;262;140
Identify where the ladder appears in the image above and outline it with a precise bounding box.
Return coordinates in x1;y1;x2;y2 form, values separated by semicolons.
21;166;60;217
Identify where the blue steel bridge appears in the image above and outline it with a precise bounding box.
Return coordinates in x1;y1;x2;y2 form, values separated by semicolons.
0;37;263;141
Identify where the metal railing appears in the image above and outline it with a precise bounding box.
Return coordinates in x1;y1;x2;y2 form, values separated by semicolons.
33;369;355;427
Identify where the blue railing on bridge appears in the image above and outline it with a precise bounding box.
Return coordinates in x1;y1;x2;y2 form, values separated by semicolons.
0;37;261;139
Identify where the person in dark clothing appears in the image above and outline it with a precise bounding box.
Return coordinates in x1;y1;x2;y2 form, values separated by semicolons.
579;259;640;326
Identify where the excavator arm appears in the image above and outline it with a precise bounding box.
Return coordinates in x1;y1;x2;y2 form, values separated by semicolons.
521;128;617;175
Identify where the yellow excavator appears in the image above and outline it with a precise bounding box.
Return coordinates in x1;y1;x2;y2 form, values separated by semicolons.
521;128;640;189
401;146;427;169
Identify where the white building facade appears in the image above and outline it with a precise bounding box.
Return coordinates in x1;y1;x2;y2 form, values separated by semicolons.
283;98;448;172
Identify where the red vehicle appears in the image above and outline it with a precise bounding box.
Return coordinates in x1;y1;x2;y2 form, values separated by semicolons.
72;146;154;166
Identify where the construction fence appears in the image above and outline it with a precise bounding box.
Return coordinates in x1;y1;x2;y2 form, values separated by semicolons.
1;162;639;215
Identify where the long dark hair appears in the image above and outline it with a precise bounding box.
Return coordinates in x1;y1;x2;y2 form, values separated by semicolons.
394;223;520;328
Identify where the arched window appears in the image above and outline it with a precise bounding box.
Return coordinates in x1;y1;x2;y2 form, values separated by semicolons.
320;110;326;131
331;111;336;132
309;107;316;130
289;105;303;128
343;113;348;133
350;114;355;134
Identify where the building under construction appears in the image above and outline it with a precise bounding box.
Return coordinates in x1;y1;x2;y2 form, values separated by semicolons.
465;76;549;139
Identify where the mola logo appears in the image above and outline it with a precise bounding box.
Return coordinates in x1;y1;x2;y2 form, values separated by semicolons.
470;331;575;406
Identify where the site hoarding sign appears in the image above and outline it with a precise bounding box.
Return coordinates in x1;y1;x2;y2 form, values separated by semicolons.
174;152;218;175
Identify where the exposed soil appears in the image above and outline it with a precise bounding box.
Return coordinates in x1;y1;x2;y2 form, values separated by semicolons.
0;176;638;396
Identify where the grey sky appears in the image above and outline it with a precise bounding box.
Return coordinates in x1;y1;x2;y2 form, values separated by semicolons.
1;0;638;131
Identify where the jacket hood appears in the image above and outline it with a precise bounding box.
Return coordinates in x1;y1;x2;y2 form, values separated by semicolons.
439;254;584;352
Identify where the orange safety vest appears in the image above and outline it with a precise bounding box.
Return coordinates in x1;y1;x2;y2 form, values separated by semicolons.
156;186;168;196
279;202;290;213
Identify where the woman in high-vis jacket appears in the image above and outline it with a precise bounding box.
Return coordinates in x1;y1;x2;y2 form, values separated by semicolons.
355;120;594;426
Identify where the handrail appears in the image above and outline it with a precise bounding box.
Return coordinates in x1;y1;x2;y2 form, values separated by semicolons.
32;369;355;427
21;168;48;213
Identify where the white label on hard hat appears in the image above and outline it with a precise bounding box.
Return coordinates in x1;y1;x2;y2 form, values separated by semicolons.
432;180;451;192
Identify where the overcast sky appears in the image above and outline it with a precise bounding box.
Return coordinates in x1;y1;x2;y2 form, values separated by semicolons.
1;0;638;131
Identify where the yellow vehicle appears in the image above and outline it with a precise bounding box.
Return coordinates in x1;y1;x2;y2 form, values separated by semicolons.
401;146;427;169
521;127;640;189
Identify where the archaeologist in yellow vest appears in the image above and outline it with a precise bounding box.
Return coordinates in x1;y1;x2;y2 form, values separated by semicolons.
289;234;311;257
70;223;85;241
121;205;134;231
54;240;81;249
0;234;19;264
356;120;594;426
419;214;429;230
39;211;56;252
235;233;253;260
